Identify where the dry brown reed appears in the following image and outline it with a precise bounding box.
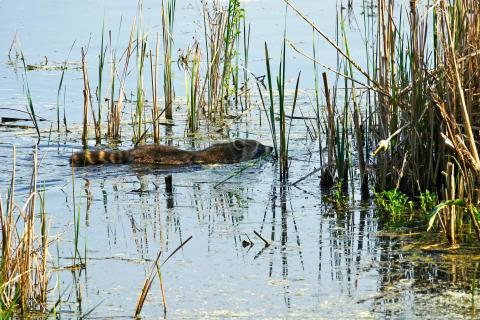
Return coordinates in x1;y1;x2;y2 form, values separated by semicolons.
1;146;50;315
134;235;192;318
108;17;137;140
81;48;91;145
184;42;204;133
367;0;480;243
202;0;242;121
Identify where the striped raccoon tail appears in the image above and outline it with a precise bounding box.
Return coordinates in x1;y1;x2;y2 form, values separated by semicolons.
70;150;131;166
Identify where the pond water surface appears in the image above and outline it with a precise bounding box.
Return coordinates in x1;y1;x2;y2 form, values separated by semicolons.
0;0;479;319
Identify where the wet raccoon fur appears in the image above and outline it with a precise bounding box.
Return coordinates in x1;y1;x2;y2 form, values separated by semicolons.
70;139;273;166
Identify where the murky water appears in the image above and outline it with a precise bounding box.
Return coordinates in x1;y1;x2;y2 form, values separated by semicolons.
1;0;480;319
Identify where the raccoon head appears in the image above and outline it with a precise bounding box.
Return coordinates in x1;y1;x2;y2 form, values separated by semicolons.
231;139;274;162
195;139;273;164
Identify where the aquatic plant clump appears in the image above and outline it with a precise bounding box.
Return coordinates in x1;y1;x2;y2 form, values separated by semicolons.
283;0;480;245
0;148;50;317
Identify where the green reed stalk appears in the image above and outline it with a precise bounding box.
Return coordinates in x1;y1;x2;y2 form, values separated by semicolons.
277;38;287;181
162;0;176;120
263;39;299;181
96;20;106;143
186;43;201;133
135;30;147;145
150;33;160;143
81;47;97;146
57;41;75;132
242;18;250;111
202;5;212;117
19;51;40;141
71;167;83;267
220;0;242;114
107;31;116;139
264;43;278;159
335;71;349;185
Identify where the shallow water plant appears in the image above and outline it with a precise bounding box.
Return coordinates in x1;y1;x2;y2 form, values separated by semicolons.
134;235;192;318
108;17;136;140
81;47;95;145
162;0;176;120
283;0;480;245
134;28;147;145
419;190;438;216
56;42;75;133
220;0;243;112
374;189;411;222
0;147;50;315
202;0;244;120
19;51;40;141
262;40;300;182
150;33;160;143
328;180;348;210
184;42;202;133
96;20;107;143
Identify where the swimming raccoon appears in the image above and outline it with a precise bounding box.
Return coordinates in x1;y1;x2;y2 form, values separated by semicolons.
70;139;273;166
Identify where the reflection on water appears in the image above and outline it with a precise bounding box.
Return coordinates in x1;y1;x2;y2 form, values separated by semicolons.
1;117;480;319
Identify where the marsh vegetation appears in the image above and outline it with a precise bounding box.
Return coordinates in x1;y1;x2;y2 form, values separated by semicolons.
1;0;480;318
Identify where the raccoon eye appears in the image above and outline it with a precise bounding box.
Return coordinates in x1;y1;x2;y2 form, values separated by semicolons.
233;140;246;149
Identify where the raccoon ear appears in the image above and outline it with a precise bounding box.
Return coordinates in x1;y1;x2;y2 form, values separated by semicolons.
233;139;247;150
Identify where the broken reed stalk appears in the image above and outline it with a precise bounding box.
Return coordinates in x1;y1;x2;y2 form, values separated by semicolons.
162;0;176;120
134;235;192;318
134;250;162;317
157;262;167;315
253;230;270;247
1;146;50;315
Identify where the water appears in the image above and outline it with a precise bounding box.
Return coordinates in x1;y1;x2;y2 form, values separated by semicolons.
1;0;479;318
